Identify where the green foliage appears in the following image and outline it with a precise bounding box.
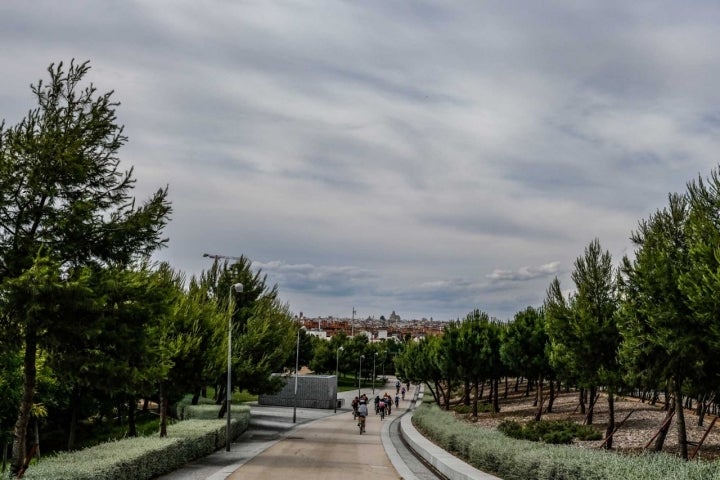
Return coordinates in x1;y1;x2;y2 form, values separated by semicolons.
413;402;720;480
20;414;250;480
497;419;601;444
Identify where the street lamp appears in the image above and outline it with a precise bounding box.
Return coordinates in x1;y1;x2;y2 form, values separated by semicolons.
226;282;243;451
381;351;386;383
293;325;300;423
335;346;344;413
358;354;364;399
372;352;377;395
202;253;243;452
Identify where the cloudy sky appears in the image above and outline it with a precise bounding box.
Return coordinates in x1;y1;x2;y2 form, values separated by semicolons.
2;1;719;321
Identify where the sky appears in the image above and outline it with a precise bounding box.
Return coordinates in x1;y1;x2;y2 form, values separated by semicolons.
2;1;720;321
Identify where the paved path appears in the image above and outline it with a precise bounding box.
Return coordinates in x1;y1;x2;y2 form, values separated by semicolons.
227;404;398;480
157;378;415;480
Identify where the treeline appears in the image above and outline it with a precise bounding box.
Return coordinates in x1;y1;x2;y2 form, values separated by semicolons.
0;61;299;476
396;166;720;460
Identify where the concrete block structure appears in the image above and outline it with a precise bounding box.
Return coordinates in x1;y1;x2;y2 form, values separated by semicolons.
259;374;337;409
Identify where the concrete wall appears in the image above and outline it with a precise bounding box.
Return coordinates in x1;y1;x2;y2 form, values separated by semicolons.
259;374;337;409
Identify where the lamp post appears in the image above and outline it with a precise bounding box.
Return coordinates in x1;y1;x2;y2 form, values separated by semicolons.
293;325;300;423
372;352;377;395
225;283;243;451
382;351;386;383
202;253;243;452
335;346;343;413
358;354;364;399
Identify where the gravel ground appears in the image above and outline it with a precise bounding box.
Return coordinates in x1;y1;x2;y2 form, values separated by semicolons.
454;386;720;461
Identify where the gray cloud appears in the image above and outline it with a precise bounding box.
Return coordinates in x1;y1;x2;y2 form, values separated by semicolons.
3;1;720;321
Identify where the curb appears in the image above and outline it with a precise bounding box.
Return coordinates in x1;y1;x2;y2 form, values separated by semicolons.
399;387;502;480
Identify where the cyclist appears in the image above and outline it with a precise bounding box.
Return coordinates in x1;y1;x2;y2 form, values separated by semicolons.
351;396;359;419
395;380;401;395
374;395;381;415
401;386;406;400
395;393;400;409
378;398;385;420
357;399;368;433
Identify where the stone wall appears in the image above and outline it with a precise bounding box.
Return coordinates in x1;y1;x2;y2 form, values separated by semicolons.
259;374;337;409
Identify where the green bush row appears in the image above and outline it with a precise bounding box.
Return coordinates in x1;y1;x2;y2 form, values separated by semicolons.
412;403;720;480
498;419;601;444
20;406;251;480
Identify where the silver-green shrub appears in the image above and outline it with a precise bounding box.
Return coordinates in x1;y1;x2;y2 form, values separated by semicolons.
20;411;251;480
412;403;720;480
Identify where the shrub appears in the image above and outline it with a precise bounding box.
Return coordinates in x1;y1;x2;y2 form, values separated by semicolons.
21;411;251;480
498;419;601;444
412;402;720;480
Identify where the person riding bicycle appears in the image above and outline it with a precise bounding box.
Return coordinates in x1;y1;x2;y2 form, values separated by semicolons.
374;395;381;414
401;386;406;400
395;380;401;395
395;393;400;408
357;399;368;433
351;396;359;418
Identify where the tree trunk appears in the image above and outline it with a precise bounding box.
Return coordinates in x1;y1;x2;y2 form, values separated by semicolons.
514;377;520;393
11;330;37;476
191;388;201;405
34;419;40;459
579;388;586;414
492;378;500;413
534;375;544;421
653;407;675;452
604;392;615;449
464;379;471;405
444;382;451;411
504;377;509;399
2;440;7;473
472;379;479;417
128;395;137;437
67;386;80;451
674;377;688;460
525;379;531;397
547;379;556;414
586;386;597;425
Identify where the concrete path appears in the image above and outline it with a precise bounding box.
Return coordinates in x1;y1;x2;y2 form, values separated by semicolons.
227;405;398;480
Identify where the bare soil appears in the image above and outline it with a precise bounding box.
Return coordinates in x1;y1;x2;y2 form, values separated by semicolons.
456;387;720;461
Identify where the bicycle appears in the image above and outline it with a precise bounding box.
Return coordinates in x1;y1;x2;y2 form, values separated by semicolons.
358;415;366;434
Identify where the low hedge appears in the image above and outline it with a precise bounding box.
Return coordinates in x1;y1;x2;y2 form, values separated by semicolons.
20;406;251;480
412;402;720;480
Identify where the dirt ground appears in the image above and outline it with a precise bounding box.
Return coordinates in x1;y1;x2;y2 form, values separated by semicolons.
456;386;720;461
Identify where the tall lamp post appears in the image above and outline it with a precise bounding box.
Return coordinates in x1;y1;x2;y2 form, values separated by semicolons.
382;350;386;383
202;253;243;452
372;352;377;395
335;346;343;413
293;325;300;423
225;283;243;451
358;354;364;399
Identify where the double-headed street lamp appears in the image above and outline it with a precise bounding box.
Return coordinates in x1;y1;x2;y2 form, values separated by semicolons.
203;253;243;452
335;346;344;413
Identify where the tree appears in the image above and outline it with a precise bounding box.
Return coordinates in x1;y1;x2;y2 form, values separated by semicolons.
501;306;552;421
0;60;171;475
545;238;620;440
617;193;696;457
199;256;295;417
